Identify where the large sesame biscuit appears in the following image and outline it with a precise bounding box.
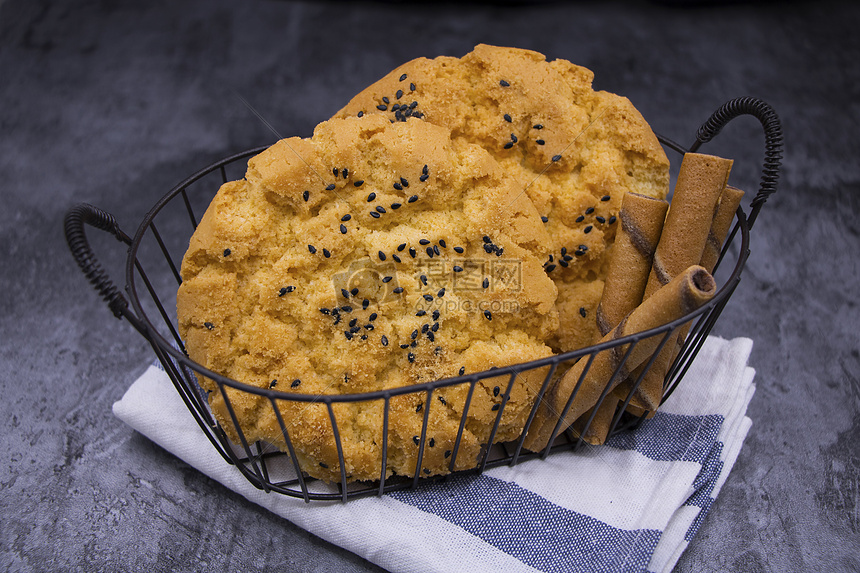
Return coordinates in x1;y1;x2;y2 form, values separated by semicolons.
335;44;670;353
177;114;559;483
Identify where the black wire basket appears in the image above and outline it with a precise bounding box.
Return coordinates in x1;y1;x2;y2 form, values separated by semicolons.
65;97;781;502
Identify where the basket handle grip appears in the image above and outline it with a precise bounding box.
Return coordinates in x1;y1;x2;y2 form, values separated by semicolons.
689;96;783;230
64;203;134;319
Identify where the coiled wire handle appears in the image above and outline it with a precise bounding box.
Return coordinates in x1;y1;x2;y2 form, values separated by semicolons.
64;203;136;321
690;96;782;229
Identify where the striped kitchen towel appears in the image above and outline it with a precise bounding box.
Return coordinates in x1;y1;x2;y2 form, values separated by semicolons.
113;335;755;573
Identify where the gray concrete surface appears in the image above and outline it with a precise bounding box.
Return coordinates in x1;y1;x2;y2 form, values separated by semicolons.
1;0;858;571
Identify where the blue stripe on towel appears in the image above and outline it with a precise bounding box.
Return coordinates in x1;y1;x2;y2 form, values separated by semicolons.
390;474;661;573
605;412;724;464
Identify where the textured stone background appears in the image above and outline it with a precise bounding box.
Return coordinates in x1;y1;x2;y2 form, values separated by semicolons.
1;0;858;571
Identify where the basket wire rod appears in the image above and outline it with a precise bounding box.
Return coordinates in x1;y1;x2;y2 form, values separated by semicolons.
712;216;743;277
478;371;518;473
220;165;228;184
215;379;270;491
146;340;237;465
510;362;559;465
180;188;198;229
132;257;185;357
540;352;596;460
378;395;391;496
255;441;272;485
573;341;638;450
268;398;311;502
148;220;182;286
324;401;349;502
412;388;435;488
448;378;478;473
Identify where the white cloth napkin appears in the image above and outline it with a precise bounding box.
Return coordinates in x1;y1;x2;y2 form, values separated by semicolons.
113;335;755;573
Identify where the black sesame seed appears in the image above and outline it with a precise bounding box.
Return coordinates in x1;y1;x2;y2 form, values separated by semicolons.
350;287;359;296
423;294;434;302
400;177;409;187
397;243;406;251
411;330;418;340
510;134;518;143
579;307;587;318
608;216;617;225
484;310;492;320
302;190;310;201
595;216;606;224
343;168;348;178
409;247;417;258
333;167;339;176
223;248;231;257
344;331;353;340
536;139;545;145
420;275;428;285
437;288;445;298
416;403;422;413
458;367;465;376
270;380;277;388
376;206;386;214
559;260;569;267
382;276;393;283
323;248;331;258
367;192;376;202
482;278;489;289
408;195;418;203
419;239;430;245
492;404;500;411
552;154;562;162
391;203;401;209
396;89;403;99
357;111;364;117
431;322;439;332
575;215;585;223
204;322;214;330
503;142;514;149
400;344;409;349
393;182;403;191
426;246;434;257
393;286;404;294
422;164;429;175
341;214;352;221
354;180;364;187
454;246;464;254
362;299;370;309
541;216;549;223
429;438;435;448
325;184;335;191
493;386;500;397
419;174;428;182
392;254;401;263
546;264;557;272
408;352;415;363
400;73;408;81
585;207;595;215
279;287;288;297
584;225;593;234
319;462;328;469
341;305;353;312
350;325;361;334
453;265;463;272
370;211;380;218
308;245;317;254
381;335;389;347
533;124;543;129
444;450;451;458
438;239;446;248
483;235;492;244
341;288;350;298
369;313;378;321
382;96;390;104
433;245;440;256
432;310;440;320
320;308;330;315
416;310;426;317
410;83;416;91
504;113;512;122
438;396;447;405
340;223;348;235
484;244;495;254
499;79;510;87
601;195;611;202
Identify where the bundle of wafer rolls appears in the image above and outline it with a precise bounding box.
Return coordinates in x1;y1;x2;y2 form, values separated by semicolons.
525;152;745;452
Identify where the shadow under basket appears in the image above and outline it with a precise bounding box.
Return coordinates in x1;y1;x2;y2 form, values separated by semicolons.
65;97;782;502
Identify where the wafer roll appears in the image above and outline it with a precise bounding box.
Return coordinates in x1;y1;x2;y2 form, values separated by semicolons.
584;192;668;444
523;265;717;452
625;153;732;412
